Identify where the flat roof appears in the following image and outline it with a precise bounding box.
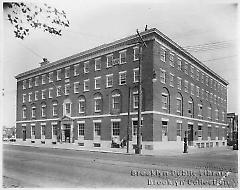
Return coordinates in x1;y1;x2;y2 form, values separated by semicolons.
15;28;229;85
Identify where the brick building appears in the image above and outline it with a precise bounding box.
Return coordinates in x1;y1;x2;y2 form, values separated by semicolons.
15;28;228;151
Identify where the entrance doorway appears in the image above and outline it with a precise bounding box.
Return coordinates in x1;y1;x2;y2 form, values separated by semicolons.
22;126;26;141
63;124;71;143
187;124;193;146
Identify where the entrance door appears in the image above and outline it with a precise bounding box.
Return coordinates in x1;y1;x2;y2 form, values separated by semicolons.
22;127;26;141
64;124;71;143
187;124;193;146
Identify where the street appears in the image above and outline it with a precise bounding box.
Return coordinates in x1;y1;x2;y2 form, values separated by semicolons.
3;144;238;188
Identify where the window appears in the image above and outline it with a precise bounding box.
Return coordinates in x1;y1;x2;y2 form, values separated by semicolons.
184;80;189;93
79;98;85;113
84;79;90;92
65;103;71;115
196;70;199;81
169;52;174;67
169;73;174;87
196;86;200;97
160;69;166;83
112;93;120;110
106;74;113;88
133;68;139;83
34;76;39;86
176;98;182;116
215;109;219;121
133;46;139;61
207;107;212;120
210;93;213;102
22;107;27;119
206;76;209;86
190;65;194;78
208;126;212;137
35;91;38;101
49;72;53;83
201;73;204;83
29;92;32;102
162;94;169;113
65;67;70;78
22;94;26;103
74;82;79;94
216;127;219;138
84;61;89;74
132;120;142;136
95;58;101;71
214;80;217;90
201;89;204;99
119;71;127;85
52;125;57;136
133;90;139;109
198;126;202;138
57;69;61;80
94;122;101;136
23;80;26;89
210;78;213;88
94;96;102;112
57;86;61;97
106;54;113;68
177;77;182;90
184;62;188;74
190;83;194;95
176;123;182;137
32;106;36;118
160;47;166;62
29;78;32;88
65;84;70;95
177;58;182;70
112;122;120;136
42;89;46;99
94;77;101;90
41;104;46;117
31;125;35;136
49;88;53;98
53;103;58;116
214;94;217;104
41;125;46;136
188;101;193;118
162;121;168;136
198;104;203;118
42;74;46;84
206;91;209;101
74;64;79;76
120;50;127;64
78;123;85;136
222;111;225;121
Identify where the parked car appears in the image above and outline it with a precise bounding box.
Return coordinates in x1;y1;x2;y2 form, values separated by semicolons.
9;137;16;142
3;137;9;142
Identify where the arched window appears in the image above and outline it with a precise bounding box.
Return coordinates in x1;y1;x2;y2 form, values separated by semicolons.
111;90;121;112
52;101;58;116
41;102;46;117
188;97;194;118
198;100;203;119
162;87;170;113
215;107;219;121
78;96;86;114
31;104;36;118
176;92;183;116
22;106;27;119
207;104;212;120
94;93;103;113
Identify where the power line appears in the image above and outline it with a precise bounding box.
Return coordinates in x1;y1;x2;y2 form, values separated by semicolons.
182;40;235;49
202;55;238;62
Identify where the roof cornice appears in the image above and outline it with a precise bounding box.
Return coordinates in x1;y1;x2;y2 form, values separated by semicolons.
15;28;229;85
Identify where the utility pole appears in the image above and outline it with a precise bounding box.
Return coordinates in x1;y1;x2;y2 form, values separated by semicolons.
135;29;147;154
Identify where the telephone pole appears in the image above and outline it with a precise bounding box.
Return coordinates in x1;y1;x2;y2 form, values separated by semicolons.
135;29;147;154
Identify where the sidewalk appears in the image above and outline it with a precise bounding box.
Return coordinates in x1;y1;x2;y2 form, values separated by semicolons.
4;141;232;156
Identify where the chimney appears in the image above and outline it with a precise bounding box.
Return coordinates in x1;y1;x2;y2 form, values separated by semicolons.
40;58;49;67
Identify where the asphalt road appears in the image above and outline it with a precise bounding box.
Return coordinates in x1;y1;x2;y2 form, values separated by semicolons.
3;144;238;188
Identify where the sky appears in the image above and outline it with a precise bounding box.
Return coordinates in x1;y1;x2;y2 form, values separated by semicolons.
1;0;238;127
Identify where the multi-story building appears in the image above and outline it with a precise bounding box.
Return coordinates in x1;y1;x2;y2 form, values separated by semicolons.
15;28;228;151
227;113;238;143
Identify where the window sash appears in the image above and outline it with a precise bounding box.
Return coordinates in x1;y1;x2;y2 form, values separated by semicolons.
112;122;120;136
78;123;85;136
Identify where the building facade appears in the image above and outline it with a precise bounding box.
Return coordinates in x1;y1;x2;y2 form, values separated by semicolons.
227;113;238;143
15;28;228;151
